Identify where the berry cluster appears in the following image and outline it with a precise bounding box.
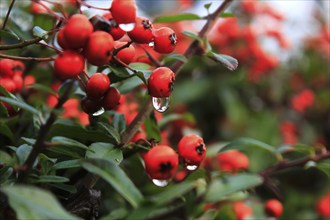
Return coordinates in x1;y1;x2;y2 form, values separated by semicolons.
142;134;206;184
52;0;177;114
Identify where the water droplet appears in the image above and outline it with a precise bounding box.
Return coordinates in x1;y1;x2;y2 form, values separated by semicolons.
152;97;170;113
186;165;198;171
92;107;105;116
152;179;169;187
119;23;136;32
148;41;154;47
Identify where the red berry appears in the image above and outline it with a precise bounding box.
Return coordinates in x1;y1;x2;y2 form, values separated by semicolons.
30;2;47;14
102;13;126;40
57;28;70;50
12;74;23;93
153;27;177;54
0;78;16;93
81;96;101;114
83;31;114;66
143;145;179;180
54;50;85;80
0;59;16;77
0;100;18;116
114;41;136;65
64;14;94;49
178;134;206;166
110;0;137;28
86;73;110;99
127;17;153;44
102;87;121;110
217;150;249;173
317;192;330;217
148;67;175;98
265;199;283;218
233;202;253;220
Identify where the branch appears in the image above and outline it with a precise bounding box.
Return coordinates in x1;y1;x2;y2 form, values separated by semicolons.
0;37;43;50
0;53;55;61
17;80;75;183
2;0;16;30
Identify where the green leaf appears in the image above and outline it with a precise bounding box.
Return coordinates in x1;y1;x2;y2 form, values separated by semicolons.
33;13;55;32
204;3;212;10
129;62;151;70
205;174;263;202
136;71;148;85
112;113;126;134
109;66;131;78
144;117;161;141
52;159;82;170
0;29;20;40
34;175;70;183
206;51;238;71
154;13;202;23
1;185;79;220
51;136;89;150
162;54;188;64
58;80;78;98
16;144;33;165
220;12;235;18
32;26;48;40
0;166;13;184
49;183;77;194
86;142;123;165
158;113;195;128
316;159;330;178
98;122;121;144
117;76;143;94
222;137;276;154
0;122;14;141
82;159;143;208
0;96;39;115
29;83;57;96
0;150;13;165
151;181;196;206
182;31;203;44
101;208;129;220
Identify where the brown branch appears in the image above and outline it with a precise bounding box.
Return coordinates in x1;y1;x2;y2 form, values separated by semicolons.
142;47;161;67
2;0;16;30
37;41;63;53
0;37;43;50
112;41;133;57
0;53;55;61
17;80;75;183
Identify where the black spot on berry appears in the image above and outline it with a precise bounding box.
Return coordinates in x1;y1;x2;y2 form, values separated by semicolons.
142;19;152;29
159;162;173;173
195;144;205;156
169;33;177;45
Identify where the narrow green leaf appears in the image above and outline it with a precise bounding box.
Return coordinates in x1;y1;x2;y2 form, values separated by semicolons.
136;71;148;85
57;80;78;98
154;13;202;23
0;29;20;40
49;183;77;194
316;159;330;178
86;142;123;165
162;54;188;64
0;150;13;165
220;12;235;17
158;113;195;128
204;3;212;10
51;136;89;150
1;185;79;220
0;96;39;115
207;51;238;71
29;83;57;96
16;144;33;165
144;117;161;141
129;62;151;70
52;159;82;170
205;174;263;202
0;166;13;184
222;137;276;154
98;122;121;144
82;159;143;208
182;31;203;44
32;26;48;40
101;208;129;220
34;175;70;183
112;113;126;134
0;122;14;141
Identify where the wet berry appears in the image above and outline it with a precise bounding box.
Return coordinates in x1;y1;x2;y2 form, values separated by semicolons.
102;87;121;110
265;199;283;218
148;67;175;98
110;0;137;28
127;17;153;44
153;27;177;54
102;13;126;40
178;134;206;166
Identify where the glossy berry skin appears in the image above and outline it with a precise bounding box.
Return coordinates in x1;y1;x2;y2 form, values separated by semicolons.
81;97;101;114
102;13;125;40
102;87;121;110
127;17;153;44
86;73;110;99
317;192;330;217
233;202;253;220
111;0;136;26
54;51;85;80
0;78;16;93
143;145;179;180
148;67;175;98
0;59;16;77
217;150;249;174
153;27;177;54
12;74;23;92
83;31;114;66
114;41;136;65
64;14;94;49
265;199;283;218
178;134;206;166
57;28;70;50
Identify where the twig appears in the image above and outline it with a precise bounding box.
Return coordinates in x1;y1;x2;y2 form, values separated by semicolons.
2;0;16;30
112;56;137;73
112;41;133;57
0;53;55;61
0;37;43;50
141;47;161;67
37;41;63;53
17;80;75;183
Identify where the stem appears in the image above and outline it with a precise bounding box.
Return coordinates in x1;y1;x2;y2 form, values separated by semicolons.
2;0;16;30
37;41;63;53
142;47;161;67
112;41;133;57
0;53;55;61
17;81;75;183
0;37;43;50
112;56;137;73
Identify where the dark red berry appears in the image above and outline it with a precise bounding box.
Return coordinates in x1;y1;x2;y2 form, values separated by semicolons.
127;17;153;44
102;87;121;110
178;134;206;166
102;13;126;40
54;50;85;80
153;27;177;54
143;145;178;180
265;199;283;218
81;96;101;114
110;0;137;28
148;67;175;98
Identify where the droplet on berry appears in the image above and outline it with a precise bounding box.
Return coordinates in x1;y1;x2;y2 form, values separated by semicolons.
148;41;155;47
152;97;170;113
152;179;169;187
92;107;105;116
186;165;198;171
119;23;136;32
